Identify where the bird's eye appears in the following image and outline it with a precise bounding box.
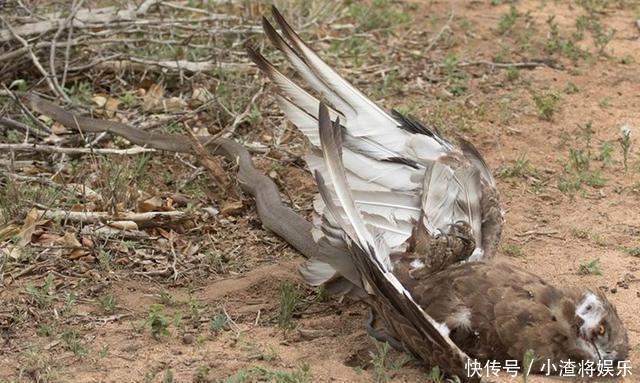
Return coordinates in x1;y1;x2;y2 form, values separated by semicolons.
598;322;606;336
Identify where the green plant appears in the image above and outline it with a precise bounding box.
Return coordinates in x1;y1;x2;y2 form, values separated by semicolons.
598;142;615;167
97;293;117;314
144;370;157;383
158;289;174;305
224;363;311;383
598;97;611;108
563;82;580;94
96;248;114;271
187;293;202;320
61;292;76;316
505;65;520;81
545;16;586;60
67;81;93;104
349;0;410;33
194;366;210;383
36;323;55;337
426;366;445;382
163;368;174;383
119;92;136;108
442;53;469;97
148;304;170;338
533;91;560;121
559;143;607;194
502;243;524;257
496;155;539;179
9;78;28;92
522;349;536;383
370;340;411;383
624;247;640;257
173;311;183;328
315;285;331;303
62;329;87;356
278;281;299;329
26;273;55;308
578;259;602;275
619;125;632;174
210;313;229;332
619;55;634;64
328;36;373;68
497;5;520;34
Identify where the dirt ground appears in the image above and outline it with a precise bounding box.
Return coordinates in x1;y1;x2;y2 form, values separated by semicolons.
1;0;639;382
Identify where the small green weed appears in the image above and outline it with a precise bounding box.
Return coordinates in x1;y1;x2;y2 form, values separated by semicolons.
619;125;632;174
497;5;520;34
502;243;524;257
505;65;520;81
26;273;55;308
278;281;299;330
97;293;117;314
148;304;170;338
624;247;640;257
62;329;87;356
370;340;411;383
578;259;602;275
522;349;536;383
496;155;539;179
210;313;229;332
533;91;560;121
563;82;580;94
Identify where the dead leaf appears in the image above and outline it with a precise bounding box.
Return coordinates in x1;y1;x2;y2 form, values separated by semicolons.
142;83;165;111
35;233;62;245
105;97;121;118
51;122;68;135
162;97;187;112
156;227;176;241
91;94;108;108
221;200;244;216
0;223;20;242
138;196;165;212
55;231;88;259
191;87;214;106
19;208;40;247
1;245;23;260
81;236;94;248
66;183;101;201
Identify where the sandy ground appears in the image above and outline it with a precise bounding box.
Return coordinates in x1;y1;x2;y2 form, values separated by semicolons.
1;0;639;382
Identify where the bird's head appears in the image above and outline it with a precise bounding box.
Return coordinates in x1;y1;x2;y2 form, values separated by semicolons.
573;290;628;362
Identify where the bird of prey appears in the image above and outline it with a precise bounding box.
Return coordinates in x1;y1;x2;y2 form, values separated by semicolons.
247;6;629;381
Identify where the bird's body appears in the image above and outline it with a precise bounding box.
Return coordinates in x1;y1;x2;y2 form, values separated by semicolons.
248;6;628;380
392;260;628;368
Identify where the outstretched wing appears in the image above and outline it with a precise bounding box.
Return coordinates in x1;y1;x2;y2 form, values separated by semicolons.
248;6;502;284
314;103;473;379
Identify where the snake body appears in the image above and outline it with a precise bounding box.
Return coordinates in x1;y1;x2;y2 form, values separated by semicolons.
26;94;343;262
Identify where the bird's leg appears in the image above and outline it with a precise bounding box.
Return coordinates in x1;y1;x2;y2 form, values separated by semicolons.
365;309;405;352
408;222;475;280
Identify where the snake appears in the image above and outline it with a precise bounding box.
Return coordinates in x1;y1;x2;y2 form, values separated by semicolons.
25;94;344;263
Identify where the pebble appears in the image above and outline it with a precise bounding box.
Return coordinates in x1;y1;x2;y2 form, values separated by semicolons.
182;334;195;345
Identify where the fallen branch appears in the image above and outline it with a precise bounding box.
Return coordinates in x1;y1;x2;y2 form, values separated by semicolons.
36;209;186;224
93;58;253;74
0;3;163;42
0;143;155;155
